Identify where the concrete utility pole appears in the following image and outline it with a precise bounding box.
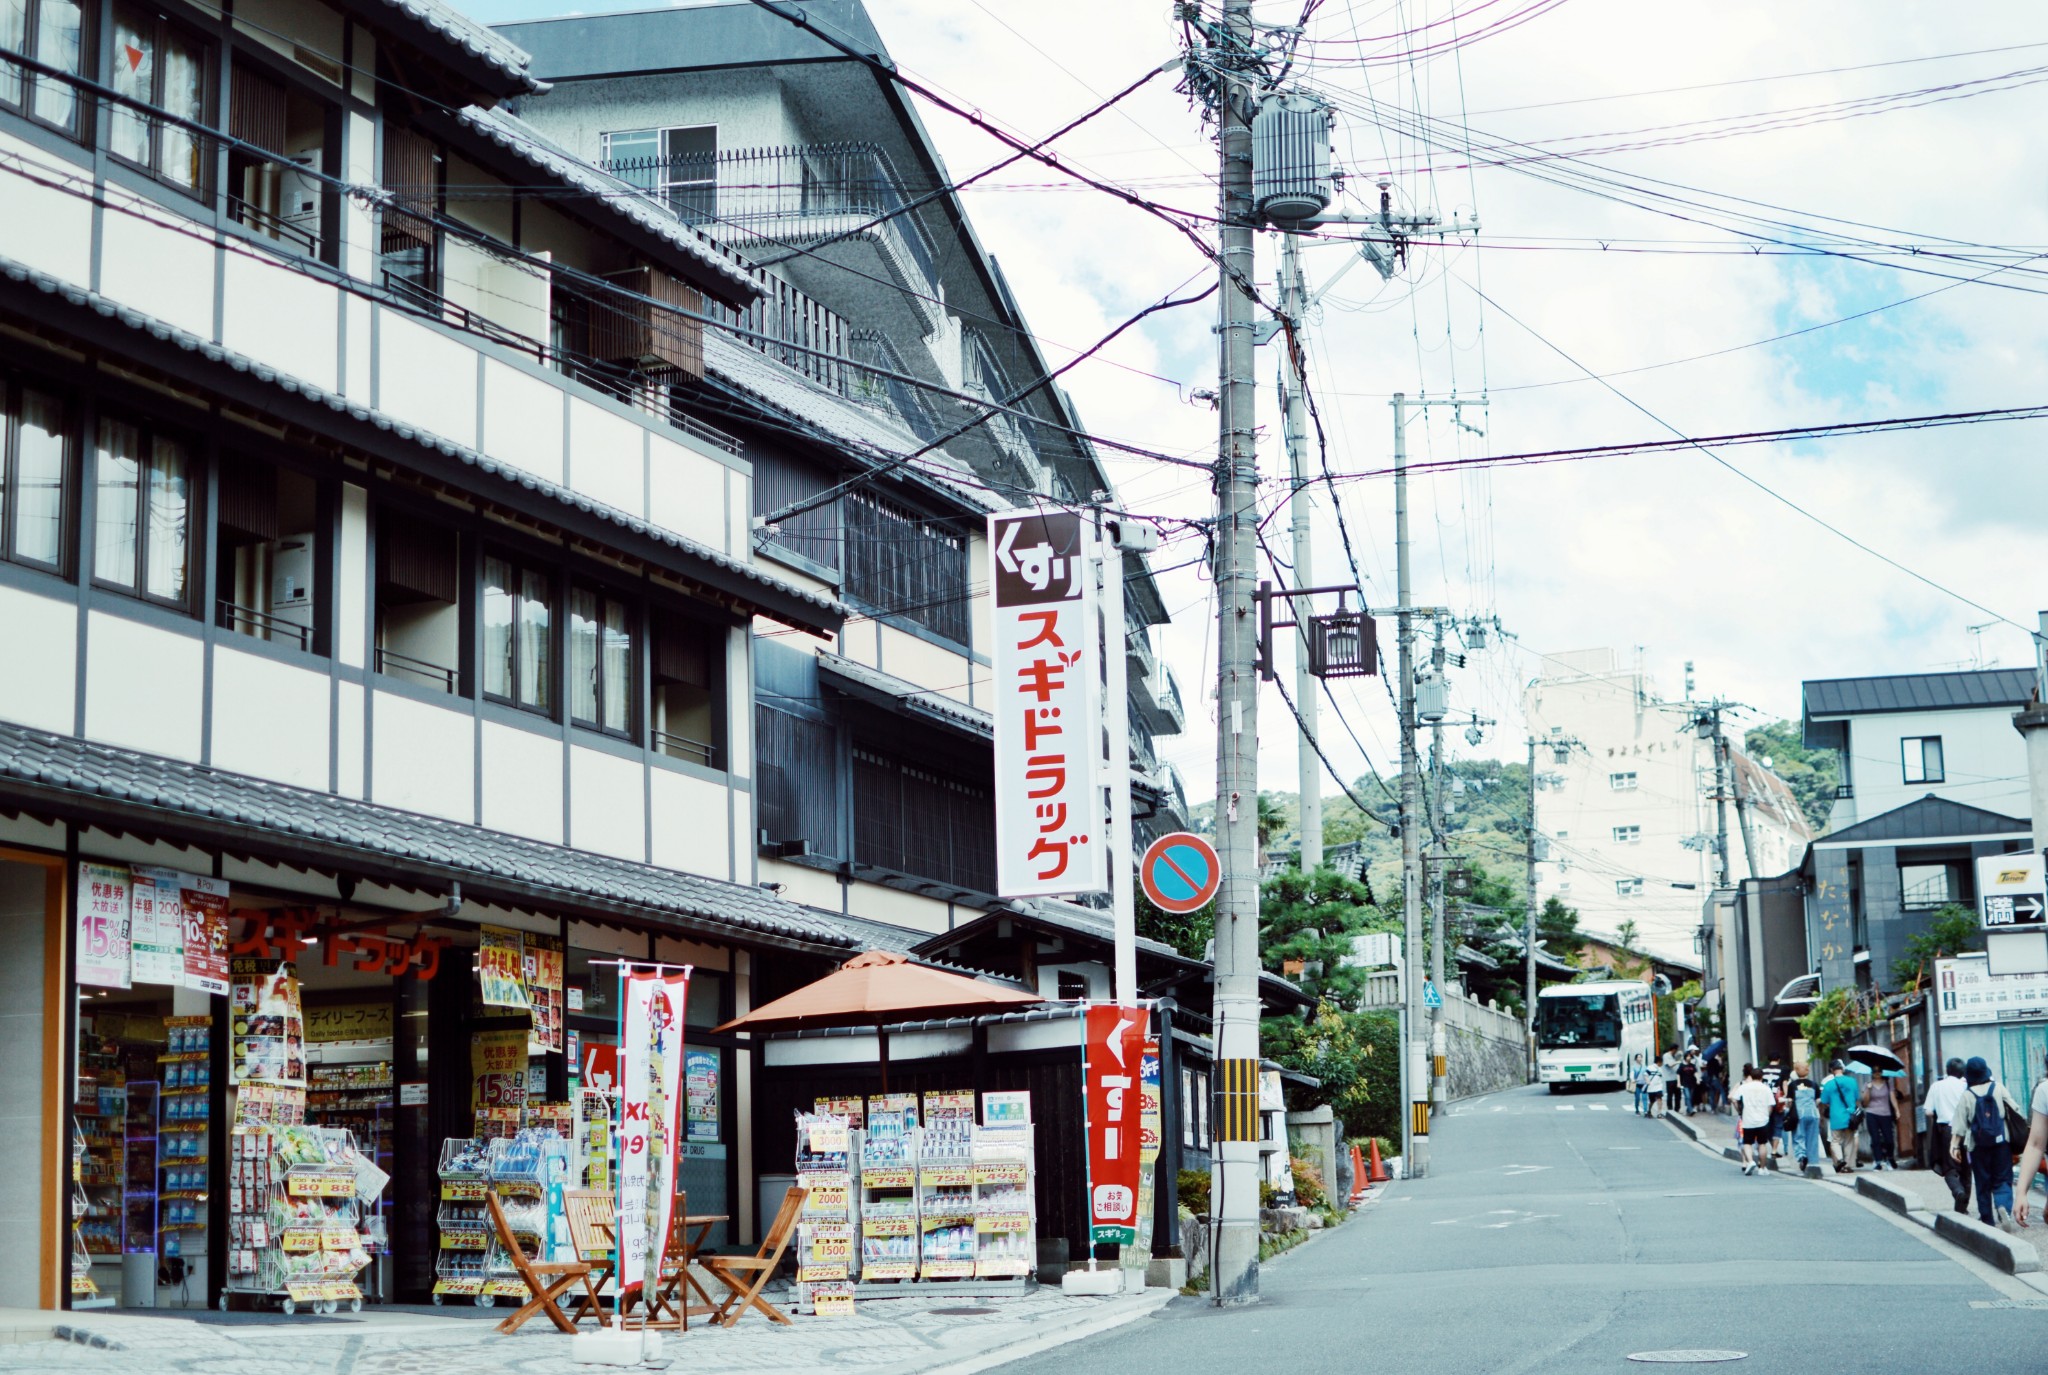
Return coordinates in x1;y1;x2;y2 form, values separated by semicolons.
1428;618;1448;1110
1725;731;1760;883
1524;736;1540;1073
1208;0;1263;1305
2014;611;2048;894
1393;392;1427;1179
1278;231;1321;873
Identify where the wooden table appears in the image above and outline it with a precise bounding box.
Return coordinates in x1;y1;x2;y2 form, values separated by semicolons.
644;1213;729;1328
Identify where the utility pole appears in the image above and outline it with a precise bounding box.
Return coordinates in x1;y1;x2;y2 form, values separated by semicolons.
2014;613;2048;908
1428;618;1448;1110
1278;231;1321;873
1523;735;1540;1074
1724;730;1760;883
1393;392;1426;1179
1207;0;1263;1305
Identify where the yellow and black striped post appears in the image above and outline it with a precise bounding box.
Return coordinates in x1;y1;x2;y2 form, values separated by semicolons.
1411;1100;1431;1141
1215;1057;1261;1142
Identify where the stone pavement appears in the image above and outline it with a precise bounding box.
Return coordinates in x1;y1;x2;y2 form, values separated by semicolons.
1;1285;1172;1375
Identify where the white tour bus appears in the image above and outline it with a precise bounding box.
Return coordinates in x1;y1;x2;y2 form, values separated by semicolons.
1536;980;1656;1091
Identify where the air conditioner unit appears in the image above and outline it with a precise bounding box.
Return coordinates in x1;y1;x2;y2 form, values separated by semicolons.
269;532;315;631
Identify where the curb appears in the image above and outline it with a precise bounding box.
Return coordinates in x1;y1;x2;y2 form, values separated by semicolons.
920;1289;1174;1375
1855;1175;1926;1219
1934;1212;2042;1275
51;1325;125;1352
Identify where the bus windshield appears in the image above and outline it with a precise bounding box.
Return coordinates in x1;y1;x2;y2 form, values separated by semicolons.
1538;994;1622;1049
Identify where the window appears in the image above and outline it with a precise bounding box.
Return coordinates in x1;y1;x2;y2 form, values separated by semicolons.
0;0;87;132
1614;878;1643;898
844;491;969;645
1900;863;1954;910
852;744;994;890
1612;825;1640;845
1609;771;1638;790
756;705;838;855
226;63;332;260
375;506;460;692
109;4;211;193
1902;735;1944;785
0;380;68;571
602;124;715;222
652;609;724;767
212;454;318;651
569;584;633;736
380;124;441;301
751;445;841;573
94;415;192;607
483;553;552;713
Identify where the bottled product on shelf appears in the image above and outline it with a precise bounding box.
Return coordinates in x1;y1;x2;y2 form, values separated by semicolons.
158;1018;212;1268
794;1110;854;1312
859;1095;919;1281
76;1052;125;1263
917;1092;975;1280
433;1137;492;1304
481;1133;549;1301
973;1094;1035;1280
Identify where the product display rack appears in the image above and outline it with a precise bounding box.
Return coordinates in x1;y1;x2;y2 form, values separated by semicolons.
970;1134;1035;1280
480;1135;548;1304
76;1054;125;1265
221;1125;374;1315
158;1018;212;1270
308;1061;392;1296
858;1095;918;1282
432;1138;493;1306
70;1125;104;1306
917;1095;975;1281
793;1111;854;1315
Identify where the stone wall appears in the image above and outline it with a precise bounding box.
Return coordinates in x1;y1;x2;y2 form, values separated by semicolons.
1442;992;1530;1100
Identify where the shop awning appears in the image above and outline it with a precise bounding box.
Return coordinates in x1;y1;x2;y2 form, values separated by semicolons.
816;654;992;742
714;950;1041;1034
0;721;854;953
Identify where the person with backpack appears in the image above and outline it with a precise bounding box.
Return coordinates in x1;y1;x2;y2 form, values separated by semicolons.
1948;1056;2024;1232
1924;1058;1972;1213
1820;1060;1864;1174
1787;1063;1822;1175
2009;1051;2048;1227
1678;1053;1700;1116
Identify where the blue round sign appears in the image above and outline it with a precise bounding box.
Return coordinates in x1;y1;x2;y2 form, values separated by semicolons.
1140;832;1222;914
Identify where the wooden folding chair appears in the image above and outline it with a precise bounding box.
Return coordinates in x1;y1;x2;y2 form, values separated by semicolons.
702;1186;807;1327
563;1190;618;1328
486;1189;602;1335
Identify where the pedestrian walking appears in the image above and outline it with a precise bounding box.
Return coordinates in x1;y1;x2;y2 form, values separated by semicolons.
1950;1056;2024;1232
1767;1057;1791;1159
1821;1060;1864;1174
2009;1052;2048;1227
1633;1061;1650;1116
1645;1056;1666;1118
1663;1048;1682;1115
1924;1059;1972;1213
1679;1053;1700;1116
1788;1063;1822;1174
1734;1064;1776;1176
1862;1068;1899;1169
1703;1053;1726;1114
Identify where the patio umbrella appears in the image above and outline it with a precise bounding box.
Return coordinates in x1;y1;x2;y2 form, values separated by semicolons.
713;950;1044;1089
1841;1043;1906;1073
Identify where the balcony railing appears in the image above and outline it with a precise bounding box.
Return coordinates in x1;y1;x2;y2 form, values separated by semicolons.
655;731;720;769
218;600;311;652
600;143;940;298
376;646;459;695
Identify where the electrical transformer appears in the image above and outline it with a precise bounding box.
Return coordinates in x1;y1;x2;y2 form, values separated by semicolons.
1251;92;1333;225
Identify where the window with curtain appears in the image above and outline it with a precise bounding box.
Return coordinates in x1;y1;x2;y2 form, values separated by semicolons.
94;415;191;607
0;0;87;133
0;379;68;571
108;3;210;193
483;553;552;714
569;584;634;736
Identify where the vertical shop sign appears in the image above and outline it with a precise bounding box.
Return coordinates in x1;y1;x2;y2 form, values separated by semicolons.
230;958;307;1124
1083;1004;1145;1246
685;1047;720;1144
1122;1039;1163;1277
478;925;530;1009
990;509;1106;897
128;867;186;986
526;931;565;1055
76;863;133;989
615;967;689;1296
179;875;230;995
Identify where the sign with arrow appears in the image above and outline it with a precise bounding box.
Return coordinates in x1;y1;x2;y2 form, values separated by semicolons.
1979;852;2047;930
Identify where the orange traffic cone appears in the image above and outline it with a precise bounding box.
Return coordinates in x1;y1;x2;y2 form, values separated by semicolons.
1368;1137;1390;1184
1349;1144;1368;1201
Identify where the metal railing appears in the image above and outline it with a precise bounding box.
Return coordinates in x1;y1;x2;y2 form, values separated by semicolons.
654;731;719;769
846;329;942;443
600;142;940;296
376;646;459;695
228;193;320;258
218;600;311;652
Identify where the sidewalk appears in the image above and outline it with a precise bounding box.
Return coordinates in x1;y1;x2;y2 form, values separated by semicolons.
0;1284;1172;1375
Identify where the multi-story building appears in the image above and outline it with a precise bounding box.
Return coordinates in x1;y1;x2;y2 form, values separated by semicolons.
1525;650;1811;962
0;0;1189;1314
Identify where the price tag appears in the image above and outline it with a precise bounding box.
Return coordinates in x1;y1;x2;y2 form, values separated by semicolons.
486;1278;530;1299
920;1259;973;1279
863;1168;914;1189
973;1163;1027;1184
797;1262;849;1283
862;1260;915;1280
280;1228;323;1253
921;1166;973;1187
434;1278;484;1296
975;1214;1032;1233
807;1121;850;1154
976;1259;1029;1277
863;1216;914;1237
288;1172;355;1198
812;1285;855;1316
323;1227;359;1252
441;1180;485;1201
809;1231;852;1260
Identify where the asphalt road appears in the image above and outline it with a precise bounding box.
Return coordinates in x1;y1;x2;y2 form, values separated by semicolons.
1022;1084;2045;1375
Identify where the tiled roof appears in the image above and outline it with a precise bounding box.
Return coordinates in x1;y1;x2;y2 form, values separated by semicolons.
456;107;764;304
0;254;845;635
0;720;854;950
366;0;542;97
816;654;991;739
1803;668;2036;718
1816;794;2030;847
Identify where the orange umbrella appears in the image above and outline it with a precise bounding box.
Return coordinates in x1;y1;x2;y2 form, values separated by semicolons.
714;950;1043;1089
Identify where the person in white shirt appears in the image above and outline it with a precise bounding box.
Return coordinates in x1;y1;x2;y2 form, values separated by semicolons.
1923;1059;1970;1213
1733;1063;1777;1176
1644;1058;1666;1118
2010;1054;2048;1227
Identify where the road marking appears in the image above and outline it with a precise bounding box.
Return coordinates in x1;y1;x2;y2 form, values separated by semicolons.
1556;1105;1576;1111
1608;1147;1641;1152
1502;1165;1551;1177
1627;1352;1747;1364
1589;1104;1610;1111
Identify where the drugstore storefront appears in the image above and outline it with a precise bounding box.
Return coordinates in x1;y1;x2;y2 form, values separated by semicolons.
0;747;854;1313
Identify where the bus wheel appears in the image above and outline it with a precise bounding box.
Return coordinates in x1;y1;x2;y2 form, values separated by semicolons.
1547;1083;1561;1095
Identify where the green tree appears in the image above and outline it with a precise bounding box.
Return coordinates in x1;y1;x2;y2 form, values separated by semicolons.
1799;986;1879;1065
1615;918;1641;953
1745;719;1840;835
1537;896;1583;957
1891;902;1981;992
1135;888;1212;962
1257;794;1288;858
1259;865;1391;1006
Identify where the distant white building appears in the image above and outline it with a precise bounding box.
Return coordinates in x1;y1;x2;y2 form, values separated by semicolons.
1525;650;1812;962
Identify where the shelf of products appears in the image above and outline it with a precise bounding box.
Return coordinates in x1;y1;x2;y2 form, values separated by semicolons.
123;1081;159;1258
433;1137;492;1305
77;1062;126;1260
858;1094;919;1282
971;1094;1035;1279
222;1125;379;1315
918;1092;975;1280
158;1018;212;1264
481;1135;548;1303
794;1109;854;1315
70;1125;98;1302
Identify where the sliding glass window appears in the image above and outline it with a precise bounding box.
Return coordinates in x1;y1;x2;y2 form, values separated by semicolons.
0;380;68;571
483;553;552;714
568;585;633;737
94;415;192;608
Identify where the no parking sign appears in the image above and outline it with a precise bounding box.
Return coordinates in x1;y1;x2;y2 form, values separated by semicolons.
1138;833;1222;914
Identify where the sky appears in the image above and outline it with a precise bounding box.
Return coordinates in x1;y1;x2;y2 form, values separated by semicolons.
463;0;2048;817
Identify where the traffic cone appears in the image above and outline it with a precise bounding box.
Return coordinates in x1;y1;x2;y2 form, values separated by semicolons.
1368;1137;1389;1184
1349;1145;1368;1201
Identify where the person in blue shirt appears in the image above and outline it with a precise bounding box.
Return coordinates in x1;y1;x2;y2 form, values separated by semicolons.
1821;1060;1863;1174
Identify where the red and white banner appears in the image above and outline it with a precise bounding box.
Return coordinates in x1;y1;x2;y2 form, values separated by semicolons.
1084;1004;1146;1245
990;509;1106;897
616;968;689;1295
